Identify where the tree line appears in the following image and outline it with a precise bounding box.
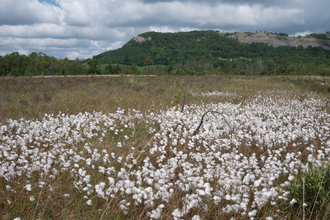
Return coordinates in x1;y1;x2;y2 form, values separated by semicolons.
0;52;86;77
1;51;330;77
0;51;145;77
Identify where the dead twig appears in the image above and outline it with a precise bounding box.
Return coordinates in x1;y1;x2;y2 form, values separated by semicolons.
192;110;234;138
181;85;187;113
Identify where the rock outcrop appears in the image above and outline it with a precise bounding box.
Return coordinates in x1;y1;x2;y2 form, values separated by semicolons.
132;35;152;43
227;32;330;50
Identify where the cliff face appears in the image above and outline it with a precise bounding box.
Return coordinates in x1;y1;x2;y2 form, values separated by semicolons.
227;32;330;50
132;36;152;43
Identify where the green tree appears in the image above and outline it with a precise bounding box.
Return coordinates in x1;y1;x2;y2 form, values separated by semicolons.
113;62;121;75
144;57;155;66
49;57;60;75
123;56;130;64
166;60;176;74
36;59;48;76
87;59;102;74
144;56;155;75
4;52;23;76
0;56;7;76
129;64;140;75
105;61;113;74
68;58;84;75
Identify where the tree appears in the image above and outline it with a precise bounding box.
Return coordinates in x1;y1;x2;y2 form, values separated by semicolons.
166;60;176;74
115;62;121;74
0;56;6;76
105;61;114;74
124;56;130;64
87;59;102;74
143;56;154;75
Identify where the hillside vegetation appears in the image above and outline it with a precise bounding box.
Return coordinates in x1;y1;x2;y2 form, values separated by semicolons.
94;30;330;69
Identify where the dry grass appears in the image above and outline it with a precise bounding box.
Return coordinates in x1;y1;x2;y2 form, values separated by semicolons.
2;75;323;122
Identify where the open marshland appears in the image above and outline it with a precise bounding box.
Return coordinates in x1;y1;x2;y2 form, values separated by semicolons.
0;75;330;219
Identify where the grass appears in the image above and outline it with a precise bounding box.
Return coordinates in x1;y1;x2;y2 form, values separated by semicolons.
0;75;330;219
3;75;325;122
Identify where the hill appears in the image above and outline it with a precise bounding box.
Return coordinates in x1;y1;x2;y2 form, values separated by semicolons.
93;30;330;68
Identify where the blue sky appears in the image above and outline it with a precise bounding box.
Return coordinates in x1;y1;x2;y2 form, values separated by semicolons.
39;0;60;7
0;0;329;59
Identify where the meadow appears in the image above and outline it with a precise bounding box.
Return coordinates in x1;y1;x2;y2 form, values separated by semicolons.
0;75;330;219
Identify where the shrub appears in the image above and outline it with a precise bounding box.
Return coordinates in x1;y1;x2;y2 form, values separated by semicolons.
289;163;330;218
101;69;110;75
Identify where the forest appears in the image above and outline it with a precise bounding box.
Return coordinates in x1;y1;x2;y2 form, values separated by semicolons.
1;30;330;76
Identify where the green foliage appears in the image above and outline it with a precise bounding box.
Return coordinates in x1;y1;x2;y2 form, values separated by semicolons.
122;64;140;75
1;30;330;77
166;60;176;74
311;33;330;40
87;59;102;74
92;30;330;76
277;32;289;37
143;56;155;66
289;164;330;218
101;69;110;75
0;51;88;77
174;90;181;101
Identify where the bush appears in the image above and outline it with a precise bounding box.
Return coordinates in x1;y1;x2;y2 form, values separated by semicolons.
289;163;330;218
101;69;110;75
9;68;20;77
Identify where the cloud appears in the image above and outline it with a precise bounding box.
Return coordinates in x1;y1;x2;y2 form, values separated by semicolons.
291;31;312;37
0;0;61;25
139;0;302;7
0;0;329;59
106;1;304;30
59;1;92;26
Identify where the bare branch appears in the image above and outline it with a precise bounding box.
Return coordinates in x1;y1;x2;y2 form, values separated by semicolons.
181;85;187;113
192;110;234;137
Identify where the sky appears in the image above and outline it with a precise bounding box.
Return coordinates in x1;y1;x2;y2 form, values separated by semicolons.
0;0;329;60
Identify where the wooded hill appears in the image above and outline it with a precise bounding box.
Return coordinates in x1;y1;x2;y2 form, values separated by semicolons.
93;30;330;69
1;30;330;77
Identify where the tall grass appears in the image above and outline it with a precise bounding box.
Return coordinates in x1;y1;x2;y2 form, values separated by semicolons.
2;75;320;122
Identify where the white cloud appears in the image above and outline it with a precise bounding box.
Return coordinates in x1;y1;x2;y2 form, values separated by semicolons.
292;31;312;37
106;41;125;51
59;1;91;26
149;26;195;33
108;2;304;29
0;0;61;25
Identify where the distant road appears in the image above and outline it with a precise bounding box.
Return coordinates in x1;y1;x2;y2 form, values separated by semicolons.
31;74;157;78
1;75;329;80
1;75;158;79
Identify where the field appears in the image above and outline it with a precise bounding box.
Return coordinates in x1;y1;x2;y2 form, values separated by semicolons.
1;75;330;219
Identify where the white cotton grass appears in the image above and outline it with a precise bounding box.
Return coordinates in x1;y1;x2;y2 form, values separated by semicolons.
0;91;329;219
87;199;93;206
